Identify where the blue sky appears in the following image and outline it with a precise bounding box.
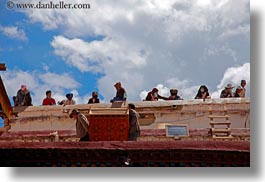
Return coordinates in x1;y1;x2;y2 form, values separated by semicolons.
0;0;250;108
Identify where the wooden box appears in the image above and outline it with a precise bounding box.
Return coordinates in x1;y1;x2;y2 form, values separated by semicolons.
89;108;129;141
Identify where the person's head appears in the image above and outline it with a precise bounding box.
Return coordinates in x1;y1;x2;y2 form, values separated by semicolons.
46;90;52;98
21;84;27;92
69;109;80;119
225;83;234;92
128;103;136;110
151;88;159;97
66;93;73;100
199;85;208;93
92;92;98;98
236;86;243;93
170;89;178;96
114;82;121;90
241;80;246;88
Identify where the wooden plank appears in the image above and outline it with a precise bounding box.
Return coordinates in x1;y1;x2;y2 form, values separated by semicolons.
210;122;231;126
212;136;233;139
208;115;230;118
0;63;6;71
212;128;231;133
0;76;13;119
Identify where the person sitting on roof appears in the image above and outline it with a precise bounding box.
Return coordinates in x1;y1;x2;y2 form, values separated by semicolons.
145;88;167;101
234;86;244;98
195;85;211;100
58;93;76;105
14;84;32;107
42;90;56;106
88;92;100;104
168;89;183;100
239;80;246;97
110;82;127;103
220;83;234;98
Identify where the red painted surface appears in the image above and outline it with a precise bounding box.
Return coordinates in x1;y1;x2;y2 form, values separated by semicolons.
89;115;129;141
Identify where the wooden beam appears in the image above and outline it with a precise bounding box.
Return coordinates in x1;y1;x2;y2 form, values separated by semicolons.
0;76;13;119
0;63;6;71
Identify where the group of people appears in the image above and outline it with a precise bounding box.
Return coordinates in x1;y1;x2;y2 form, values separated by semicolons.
69;103;140;142
13;80;247;107
13;81;126;107
12;80;247;143
145;80;247;101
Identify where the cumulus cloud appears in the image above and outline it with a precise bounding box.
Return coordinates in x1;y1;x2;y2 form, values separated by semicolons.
51;35;148;73
1;70;85;106
15;0;250;101
0;25;28;41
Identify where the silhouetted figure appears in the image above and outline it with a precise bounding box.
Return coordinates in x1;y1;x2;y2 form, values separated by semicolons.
88;92;100;104
239;80;246;97
145;88;167;101
195;85;211;100
110;82;127;103
220;83;234;98
168;89;183;100
234;86;243;98
58;93;76;105
14;85;32;107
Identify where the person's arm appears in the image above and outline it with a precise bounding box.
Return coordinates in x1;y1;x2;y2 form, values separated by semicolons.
202;92;207;99
158;94;168;100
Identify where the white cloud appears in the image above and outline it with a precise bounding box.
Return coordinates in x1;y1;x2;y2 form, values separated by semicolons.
51;35;148;73
14;0;249;101
0;25;28;41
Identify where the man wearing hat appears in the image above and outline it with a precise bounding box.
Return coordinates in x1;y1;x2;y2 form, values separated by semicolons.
69;109;90;141
220;83;234;98
58;93;76;105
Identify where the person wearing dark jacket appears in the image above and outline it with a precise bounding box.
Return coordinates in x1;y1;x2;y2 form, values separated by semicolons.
145;88;167;101
14;85;32;107
110;82;127;102
220;83;234;98
168;89;183;100
195;85;211;100
88;92;100;104
233;86;243;98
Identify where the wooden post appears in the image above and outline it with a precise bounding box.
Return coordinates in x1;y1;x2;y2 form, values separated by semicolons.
0;63;13;119
0;63;6;71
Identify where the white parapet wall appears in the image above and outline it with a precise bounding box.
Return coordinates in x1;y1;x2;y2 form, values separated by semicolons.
8;98;250;131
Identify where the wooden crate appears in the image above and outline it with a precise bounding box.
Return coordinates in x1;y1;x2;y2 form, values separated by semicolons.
89;108;129;141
